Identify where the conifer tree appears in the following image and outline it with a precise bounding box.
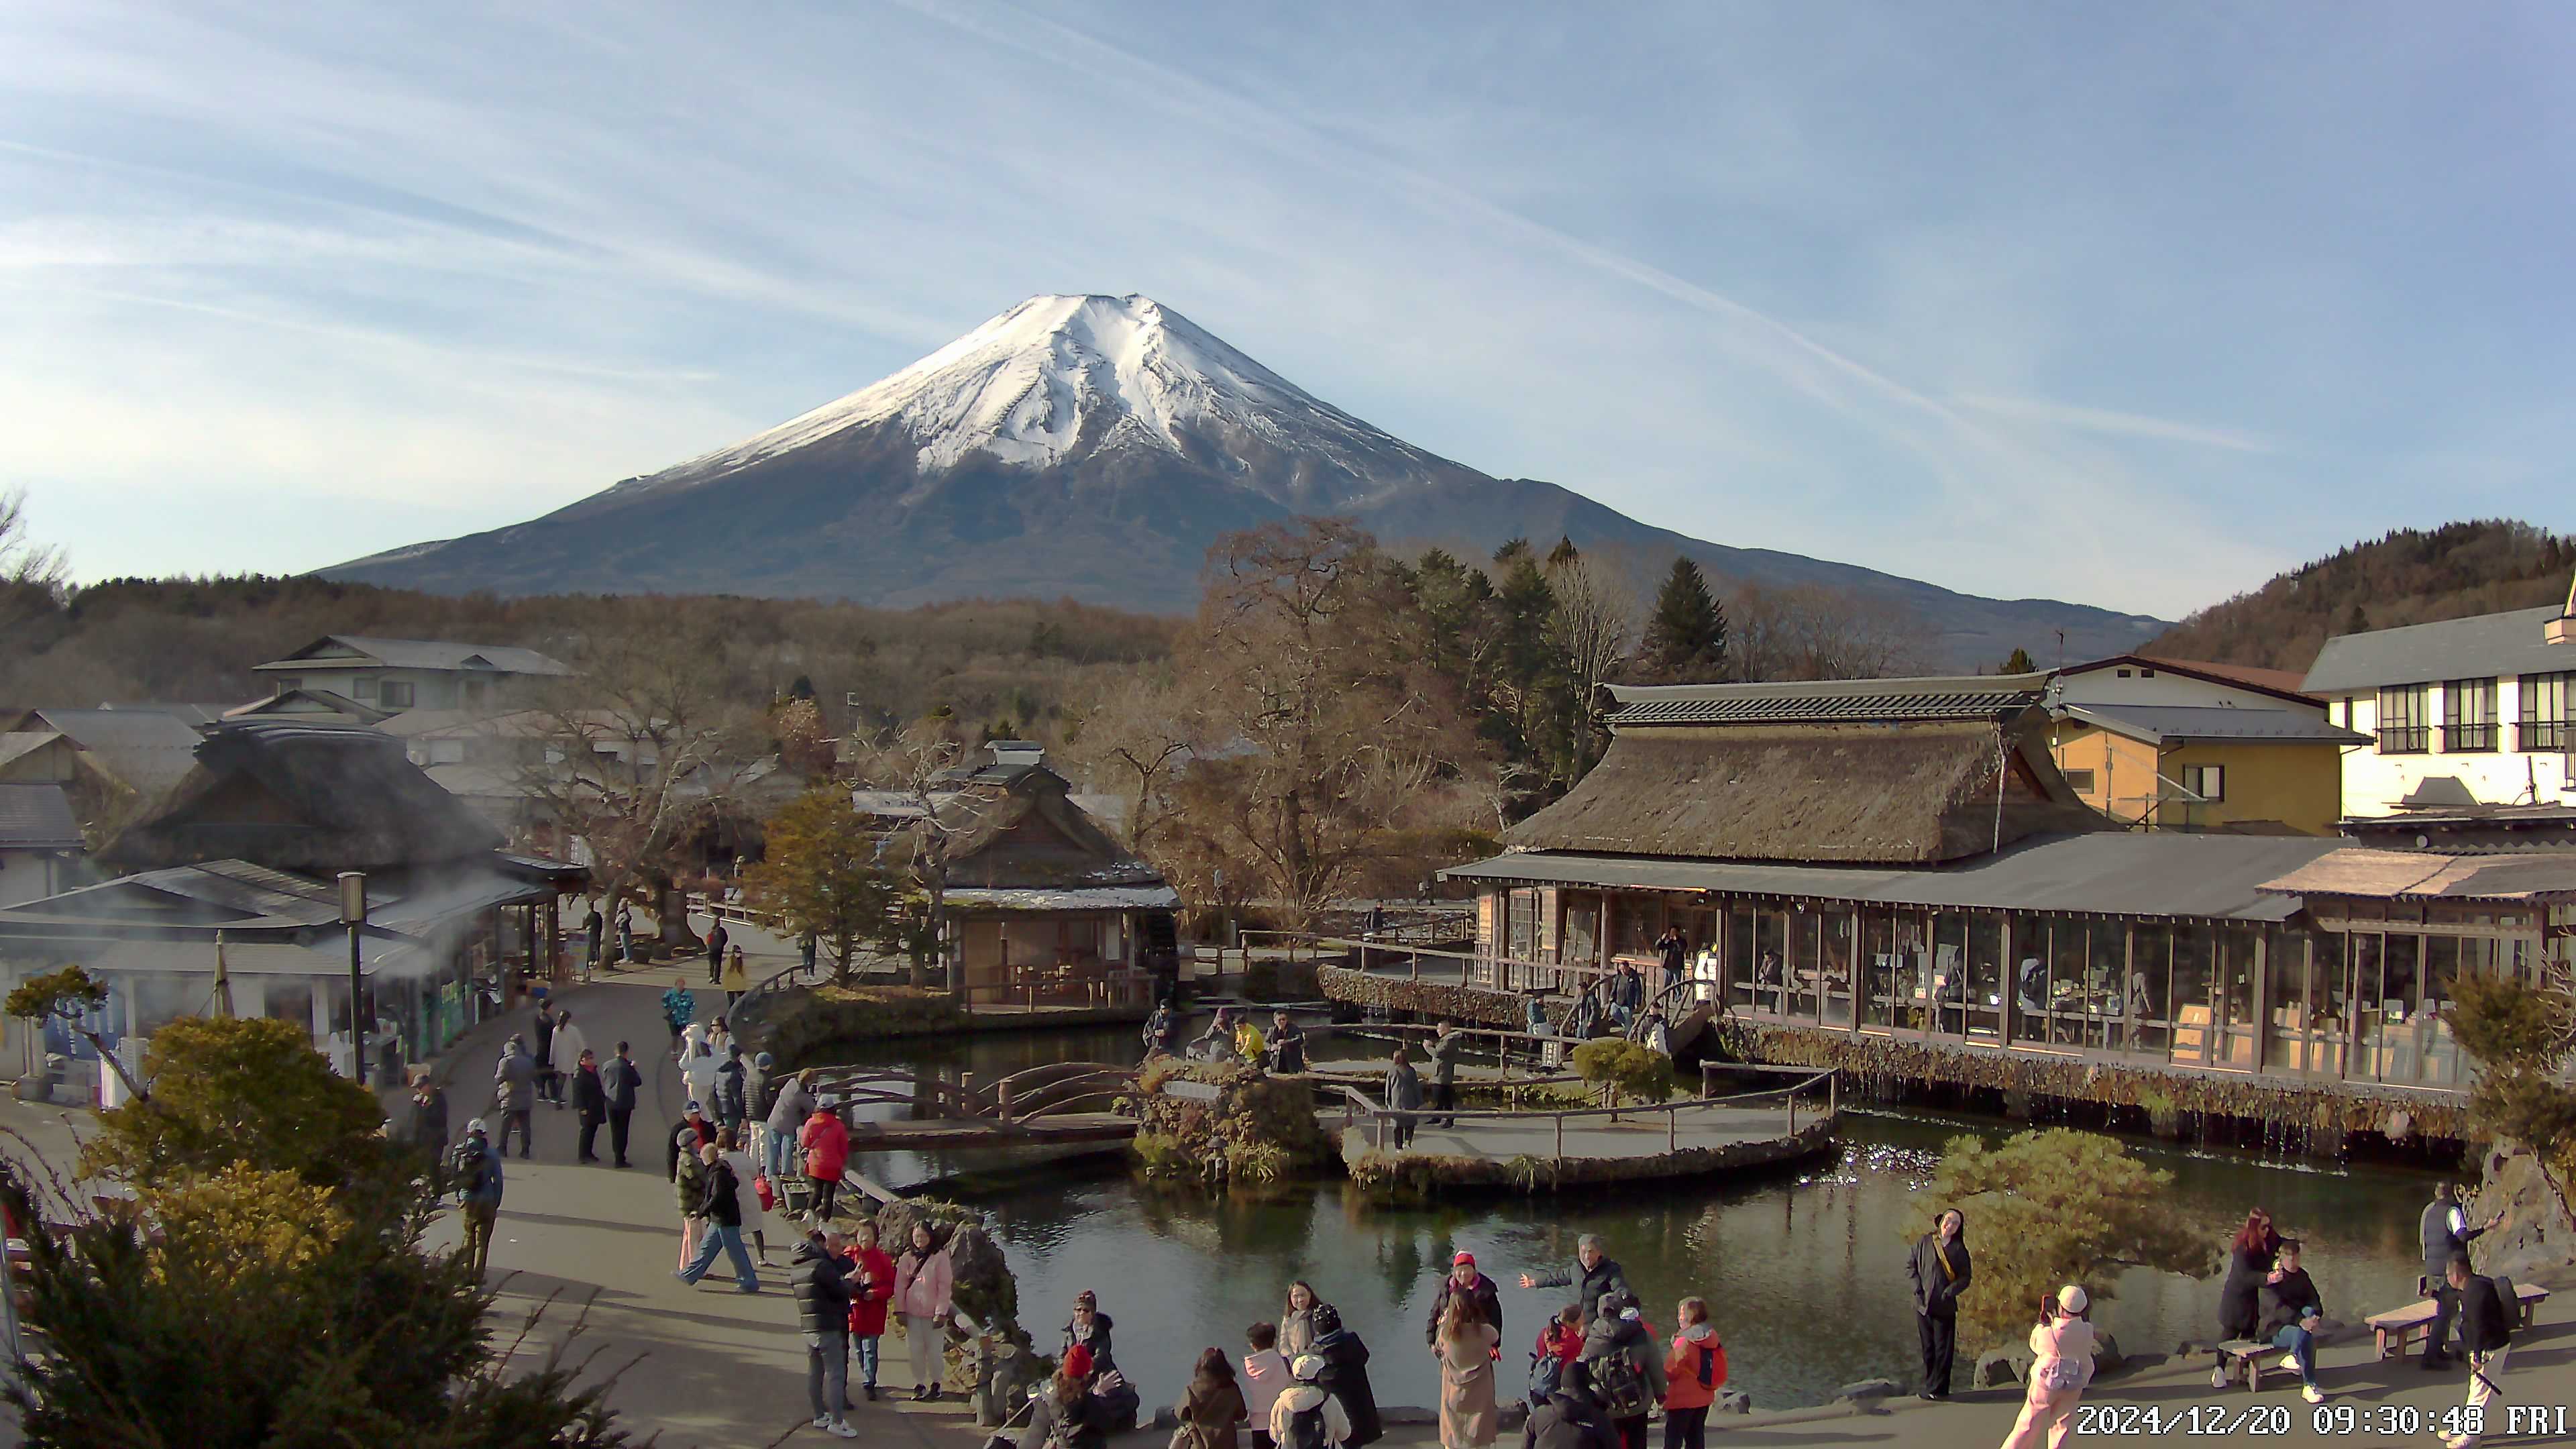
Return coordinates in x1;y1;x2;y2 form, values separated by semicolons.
1998;647;2037;674
1636;557;1728;682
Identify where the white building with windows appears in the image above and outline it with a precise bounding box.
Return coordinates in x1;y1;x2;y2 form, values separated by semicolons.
2302;600;2576;823
250;635;570;713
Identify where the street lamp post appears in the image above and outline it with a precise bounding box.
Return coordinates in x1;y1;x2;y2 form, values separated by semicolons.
338;871;367;1085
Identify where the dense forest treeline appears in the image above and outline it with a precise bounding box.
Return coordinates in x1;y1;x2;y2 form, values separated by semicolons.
2145;520;2575;672
1;574;1180;744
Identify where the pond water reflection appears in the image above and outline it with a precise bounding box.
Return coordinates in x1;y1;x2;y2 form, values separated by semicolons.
820;1026;2440;1411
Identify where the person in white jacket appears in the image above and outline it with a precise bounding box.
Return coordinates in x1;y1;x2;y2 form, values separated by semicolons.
1272;1355;1353;1448
1243;1322;1291;1443
547;1011;588;1111
2002;1285;2096;1449
893;1222;955;1402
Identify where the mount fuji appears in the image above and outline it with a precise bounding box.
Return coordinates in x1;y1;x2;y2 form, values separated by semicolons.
328;294;2162;661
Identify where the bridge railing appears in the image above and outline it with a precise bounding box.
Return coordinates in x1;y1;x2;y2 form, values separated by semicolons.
1323;1022;1572;1078
955;970;1157;1012
1333;1067;1839;1158
790;1061;1140;1127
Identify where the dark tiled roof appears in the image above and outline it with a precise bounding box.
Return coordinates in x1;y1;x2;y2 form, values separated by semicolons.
0;783;82;849
2303;606;2574;693
1605;675;2047;727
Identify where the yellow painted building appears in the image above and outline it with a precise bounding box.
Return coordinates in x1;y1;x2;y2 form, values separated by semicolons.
2047;704;2363;835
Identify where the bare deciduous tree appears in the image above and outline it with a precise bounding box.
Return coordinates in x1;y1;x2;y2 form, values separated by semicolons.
841;720;982;989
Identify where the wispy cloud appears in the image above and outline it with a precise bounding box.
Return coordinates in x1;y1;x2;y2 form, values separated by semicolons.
1952;393;2282;455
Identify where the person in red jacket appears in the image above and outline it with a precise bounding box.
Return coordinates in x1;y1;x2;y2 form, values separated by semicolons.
845;1219;897;1402
1662;1297;1725;1449
801;1098;851;1222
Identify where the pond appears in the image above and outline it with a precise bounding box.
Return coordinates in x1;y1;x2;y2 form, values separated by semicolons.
818;1025;2444;1412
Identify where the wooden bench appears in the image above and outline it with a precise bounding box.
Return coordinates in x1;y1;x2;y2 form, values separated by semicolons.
2212;1339;2278;1393
2367;1283;2550;1360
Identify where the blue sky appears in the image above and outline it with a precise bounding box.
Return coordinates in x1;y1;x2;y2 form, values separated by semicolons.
4;2;2571;617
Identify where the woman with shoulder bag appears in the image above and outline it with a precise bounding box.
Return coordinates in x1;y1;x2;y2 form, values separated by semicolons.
2002;1285;2096;1449
1661;1297;1724;1449
1176;1346;1249;1449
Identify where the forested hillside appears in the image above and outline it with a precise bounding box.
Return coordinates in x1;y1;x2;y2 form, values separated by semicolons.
2147;521;2574;672
0;575;1177;743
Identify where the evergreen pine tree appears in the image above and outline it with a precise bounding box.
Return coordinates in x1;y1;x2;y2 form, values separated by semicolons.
2342;603;2369;636
1998;647;2037;674
1637;557;1727;682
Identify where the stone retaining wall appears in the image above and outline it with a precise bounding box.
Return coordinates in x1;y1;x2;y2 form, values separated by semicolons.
1316;965;1529;1028
1346;1118;1837;1199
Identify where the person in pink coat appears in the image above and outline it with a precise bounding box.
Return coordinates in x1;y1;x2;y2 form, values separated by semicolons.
892;1221;955;1402
800;1099;851;1222
2002;1285;2097;1449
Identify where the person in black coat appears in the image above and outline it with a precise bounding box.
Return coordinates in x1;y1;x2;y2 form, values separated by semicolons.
790;1229;857;1430
1426;1252;1504;1348
1906;1208;1972;1399
530;1005;561;1106
2213;1208;2282;1381
602;1042;643;1169
1309;1303;1383;1447
572;1051;608;1163
405;1070;450;1153
2446;1252;2513;1431
705;920;729;985
1523;1359;1619;1449
2257;1239;2326;1401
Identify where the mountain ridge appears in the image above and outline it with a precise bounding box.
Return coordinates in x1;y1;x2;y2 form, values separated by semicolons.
329;292;2164;664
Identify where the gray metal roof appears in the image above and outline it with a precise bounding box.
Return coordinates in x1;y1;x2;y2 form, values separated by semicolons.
255;635;571;676
0;784;82;849
2057;702;2371;746
25;708;207;801
1606;673;2048;727
2303;606;2575;693
1440;832;2353;922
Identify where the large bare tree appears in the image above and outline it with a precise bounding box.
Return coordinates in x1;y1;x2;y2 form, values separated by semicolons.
515;626;767;951
841;720;981;989
1163;520;1485;929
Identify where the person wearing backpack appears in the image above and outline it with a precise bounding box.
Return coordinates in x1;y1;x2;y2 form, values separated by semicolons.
2002;1286;2096;1449
451;1120;504;1277
1271;1355;1354;1449
1529;1304;1582;1405
1576;1292;1665;1449
1523;1359;1618;1449
1661;1297;1724;1449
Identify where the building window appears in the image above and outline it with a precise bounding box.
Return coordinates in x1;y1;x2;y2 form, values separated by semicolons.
350;676;377;700
2376;685;2430;753
379;680;417;708
2115;668;2133;678
2443;678;2498;752
1507;890;1539;960
2063;768;2097;794
2140;667;2157;678
2520;671;2572;752
2179;763;2225;802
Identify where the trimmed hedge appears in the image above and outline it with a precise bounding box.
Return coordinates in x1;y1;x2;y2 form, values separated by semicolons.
1315;966;1528;1028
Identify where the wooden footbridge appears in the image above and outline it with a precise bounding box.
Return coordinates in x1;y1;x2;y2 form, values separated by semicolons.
797;1061;1142;1151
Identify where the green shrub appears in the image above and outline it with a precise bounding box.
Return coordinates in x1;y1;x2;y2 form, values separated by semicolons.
1571;1039;1676;1106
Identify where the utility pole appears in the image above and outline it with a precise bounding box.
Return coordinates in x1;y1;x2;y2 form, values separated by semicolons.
339;871;368;1085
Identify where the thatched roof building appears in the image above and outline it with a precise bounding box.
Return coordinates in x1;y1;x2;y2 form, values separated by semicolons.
103;718;502;875
1508;675;2103;865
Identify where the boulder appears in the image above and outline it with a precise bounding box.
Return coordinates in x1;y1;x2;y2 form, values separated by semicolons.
1499;1400;1528;1431
1717;1390;1753;1415
1150;1406;1179;1431
2090;1333;2125;1376
1379;1405;1438;1426
2473;1145;2576;1281
1836;1377;1900;1408
1973;1349;2025;1389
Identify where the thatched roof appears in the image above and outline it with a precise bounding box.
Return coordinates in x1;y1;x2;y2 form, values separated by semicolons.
103;719;502;874
931;761;1165;894
1508;718;2104;865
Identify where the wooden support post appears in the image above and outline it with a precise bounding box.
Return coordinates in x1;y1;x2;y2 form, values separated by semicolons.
1788;1089;1798;1136
1828;1070;1838;1118
1667;1103;1678;1152
1554;1114;1564;1161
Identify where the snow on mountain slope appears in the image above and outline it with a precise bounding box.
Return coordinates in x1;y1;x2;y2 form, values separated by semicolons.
657;293;1441;489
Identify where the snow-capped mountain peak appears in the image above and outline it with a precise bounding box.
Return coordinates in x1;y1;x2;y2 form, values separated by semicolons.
682;292;1407;478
